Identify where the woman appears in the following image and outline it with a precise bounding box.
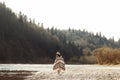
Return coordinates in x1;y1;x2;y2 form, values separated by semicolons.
53;52;65;74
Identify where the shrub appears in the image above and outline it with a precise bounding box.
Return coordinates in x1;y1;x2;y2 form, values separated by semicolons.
93;47;120;65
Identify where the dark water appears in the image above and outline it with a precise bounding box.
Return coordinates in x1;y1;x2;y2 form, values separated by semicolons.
0;70;36;80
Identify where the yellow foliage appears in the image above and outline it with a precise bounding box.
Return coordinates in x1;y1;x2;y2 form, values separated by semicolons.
93;47;120;65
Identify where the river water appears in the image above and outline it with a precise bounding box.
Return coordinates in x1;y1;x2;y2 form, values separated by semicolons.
0;64;120;71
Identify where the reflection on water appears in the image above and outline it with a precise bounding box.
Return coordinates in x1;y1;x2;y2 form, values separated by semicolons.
0;70;36;80
0;64;53;80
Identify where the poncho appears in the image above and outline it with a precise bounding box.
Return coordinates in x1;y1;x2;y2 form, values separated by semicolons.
53;56;65;70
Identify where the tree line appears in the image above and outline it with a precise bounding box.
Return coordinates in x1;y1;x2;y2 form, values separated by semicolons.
0;2;120;64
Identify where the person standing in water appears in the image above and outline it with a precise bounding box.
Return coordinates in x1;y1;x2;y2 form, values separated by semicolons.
53;52;65;74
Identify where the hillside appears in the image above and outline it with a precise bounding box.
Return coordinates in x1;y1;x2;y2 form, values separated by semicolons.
0;3;120;64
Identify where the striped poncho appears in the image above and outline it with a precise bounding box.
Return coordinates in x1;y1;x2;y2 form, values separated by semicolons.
53;56;65;71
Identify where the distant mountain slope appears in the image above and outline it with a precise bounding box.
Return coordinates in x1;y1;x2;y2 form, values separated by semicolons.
0;3;120;64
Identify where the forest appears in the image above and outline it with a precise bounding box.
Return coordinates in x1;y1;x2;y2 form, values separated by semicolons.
0;3;120;64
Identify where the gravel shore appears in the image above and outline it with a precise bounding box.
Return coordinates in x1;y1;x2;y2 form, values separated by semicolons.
25;65;120;80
